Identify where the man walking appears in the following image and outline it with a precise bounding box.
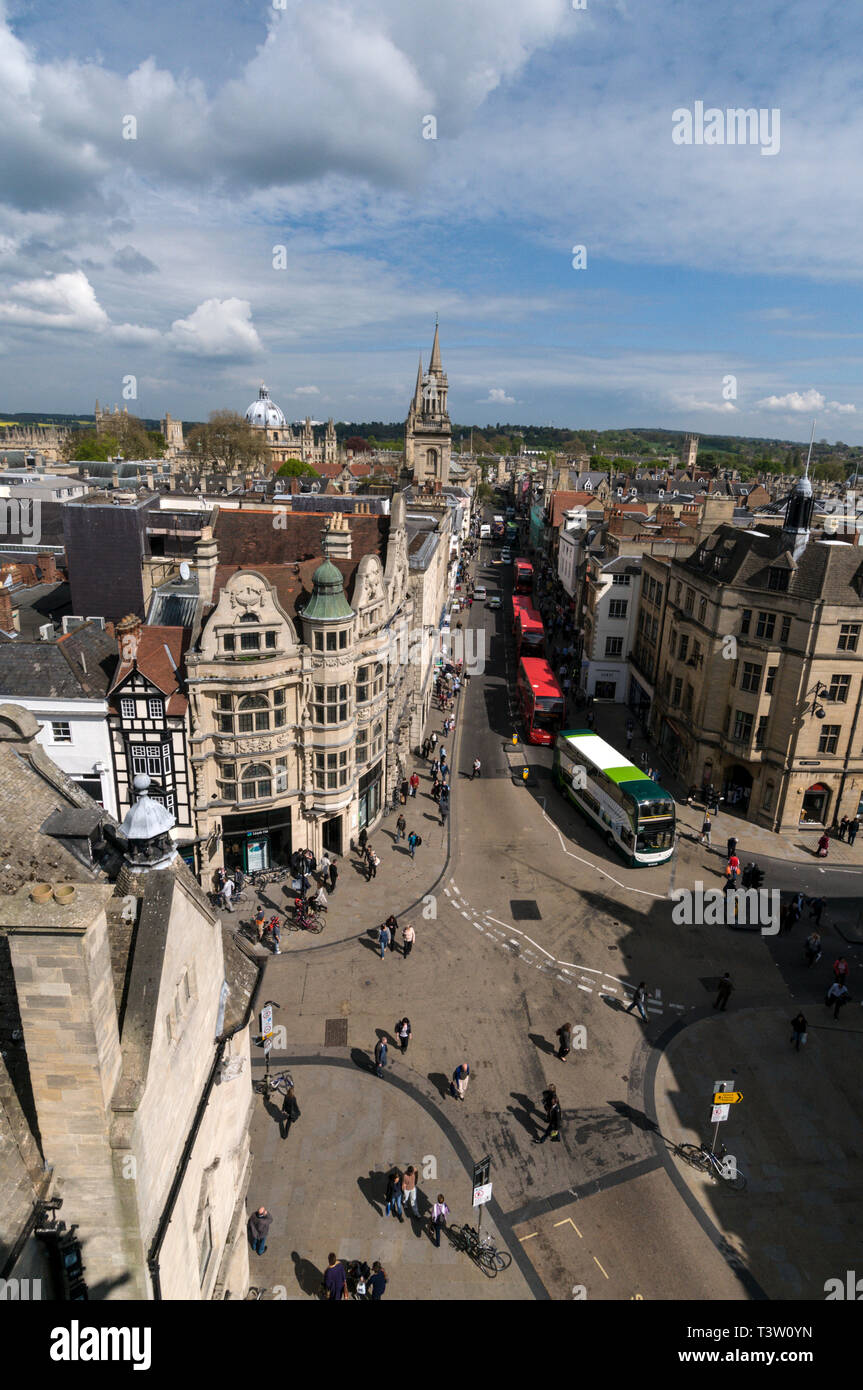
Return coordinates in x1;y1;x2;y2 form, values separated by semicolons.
713;972;733;1011
533;1089;562;1144
221;875;234;913
374;1035;388;1077
323;1252;347;1300
328;858;338;893
625;982;648;1021
366;844;377;880
848;818;859;846
401;1166;418;1218
826;982;850;1019
378;920;391;959
431;1195;449;1248
248;1206;272;1256
395;812;407;842
452;1061;470;1101
402;921;416;959
407;830;420;859
280;1084;300;1140
556;1020;573;1060
409;771;420;797
472;757;481;779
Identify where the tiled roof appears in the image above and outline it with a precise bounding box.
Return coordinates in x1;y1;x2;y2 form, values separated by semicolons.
212;508;389;618
684;523;863;602
0;621;116;699
109;625;190;716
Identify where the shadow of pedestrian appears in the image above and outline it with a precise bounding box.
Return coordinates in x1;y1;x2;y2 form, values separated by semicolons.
528;1031;555;1056
427;1071;451;1100
508;1092;539;1137
350;1046;375;1074
357;1169;384;1216
262;1095;282;1128
359;935;381;956
600;994;627;1012
290;1251;324;1299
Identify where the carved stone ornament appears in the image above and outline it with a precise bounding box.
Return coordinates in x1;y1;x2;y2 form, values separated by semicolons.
230;582;264;612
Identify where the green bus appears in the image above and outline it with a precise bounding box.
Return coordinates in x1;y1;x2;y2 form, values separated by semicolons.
553;729;676;867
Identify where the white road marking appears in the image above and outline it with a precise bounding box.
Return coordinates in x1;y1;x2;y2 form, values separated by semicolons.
578;984;593;993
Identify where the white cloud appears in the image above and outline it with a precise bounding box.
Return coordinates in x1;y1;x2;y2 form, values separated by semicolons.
109;322;162;345
0;269;109;330
167;297;263;358
755;389;856;415
478;387;516;404
292;385;320;396
669;393;738;414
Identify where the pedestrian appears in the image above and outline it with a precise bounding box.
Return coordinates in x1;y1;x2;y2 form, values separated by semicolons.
397;1016;411;1052
366;845;378;880
421;737;430;760
625;982;648;1021
430;731;438;753
808;896;825;926
713;972;733;1011
378;921;391;959
374;1035;388;1077
825;982;850;1019
215;865;226;896
726;836;737;861
700;813;711;847
804;930;822;966
385;1168;404;1222
400;777;409;805
726;853;740;881
407;830;421;859
533;1089;562;1144
358;826;368;853
452;1061;470;1101
833;956;849;986
556;1020;573;1061
386;913;398;951
396;812;406;842
248;1206;272;1256
401;1166;418;1218
410;771;420;797
817;831;830;858
848;818;859;846
472;756;481;779
838;816;849;842
221;876;234;913
280;1084;300;1140
440;797;449;828
402;921;416;959
368;1261;388;1299
329;858;338;893
625;719;634;749
253;905;266;943
430;774;441;801
311;882;328;913
430;1195;449;1248
269;915;282;956
323;1252;347;1300
790;1012;808;1051
234;867;245;897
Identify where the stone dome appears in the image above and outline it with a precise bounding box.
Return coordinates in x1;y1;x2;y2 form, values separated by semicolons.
245;384;286;429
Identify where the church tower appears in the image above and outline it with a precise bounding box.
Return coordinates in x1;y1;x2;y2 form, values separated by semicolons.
405;321;451;488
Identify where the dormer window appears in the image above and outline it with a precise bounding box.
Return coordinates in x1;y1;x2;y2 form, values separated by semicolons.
767;567;789;592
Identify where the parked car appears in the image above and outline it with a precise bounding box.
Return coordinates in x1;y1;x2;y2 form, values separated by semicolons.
487;594;502;610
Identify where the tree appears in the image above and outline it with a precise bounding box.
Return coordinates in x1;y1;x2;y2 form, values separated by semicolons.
64;411;165;463
186;410;270;471
344;436;370;454
812;460;845;483
277;458;319;477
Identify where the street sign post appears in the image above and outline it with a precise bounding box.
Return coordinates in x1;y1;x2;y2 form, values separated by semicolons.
260;1003;277;1092
711;1104;729;1124
710;1081;740;1152
713;1091;743;1105
472;1155;491;1235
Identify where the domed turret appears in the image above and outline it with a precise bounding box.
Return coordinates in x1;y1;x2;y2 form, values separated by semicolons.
119;774;177;870
245;384;286;430
302;558;354;622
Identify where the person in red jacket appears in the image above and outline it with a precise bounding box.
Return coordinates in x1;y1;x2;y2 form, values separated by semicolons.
409;772;420;797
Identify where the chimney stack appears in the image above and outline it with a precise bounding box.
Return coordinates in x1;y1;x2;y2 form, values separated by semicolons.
116;613;143;665
321;509;352;561
194;525;219;605
36;549;58;583
0;582;15;634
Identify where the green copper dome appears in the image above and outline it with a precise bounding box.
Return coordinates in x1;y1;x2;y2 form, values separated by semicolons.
302;557;354;621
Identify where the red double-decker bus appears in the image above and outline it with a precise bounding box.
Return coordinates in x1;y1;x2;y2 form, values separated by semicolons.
514;560;533;594
516;657;565;745
514;603;544;658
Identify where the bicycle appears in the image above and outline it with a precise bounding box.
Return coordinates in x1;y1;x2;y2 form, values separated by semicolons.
674;1141;747;1191
452;1223;512;1276
249;865;288;887
288;902;324;934
255;1069;294;1098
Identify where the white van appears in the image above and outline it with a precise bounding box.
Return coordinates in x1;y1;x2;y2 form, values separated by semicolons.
479;524;491;538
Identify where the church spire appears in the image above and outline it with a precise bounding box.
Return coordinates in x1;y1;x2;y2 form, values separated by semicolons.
429;320;442;374
414;354;424;408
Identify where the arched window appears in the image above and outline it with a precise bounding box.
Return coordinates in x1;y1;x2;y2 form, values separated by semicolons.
241;763;271;801
237;694;269;732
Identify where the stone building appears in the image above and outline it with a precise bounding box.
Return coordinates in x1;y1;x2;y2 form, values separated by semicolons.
185;496;416;874
645;473;863;833
405;323;451;489
0;703;258;1299
244;385;337;470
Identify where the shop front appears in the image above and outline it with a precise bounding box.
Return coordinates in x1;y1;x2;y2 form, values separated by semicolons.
222;808;293;873
801;781;830;826
627;674;651;721
358;760;383;830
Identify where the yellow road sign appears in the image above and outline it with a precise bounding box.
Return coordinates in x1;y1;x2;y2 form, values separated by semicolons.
713;1091;743;1104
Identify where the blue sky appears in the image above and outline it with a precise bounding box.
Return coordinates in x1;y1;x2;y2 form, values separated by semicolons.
1;0;862;442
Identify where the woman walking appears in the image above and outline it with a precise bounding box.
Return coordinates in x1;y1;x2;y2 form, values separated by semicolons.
385;1168;403;1222
397;1016;412;1052
790;1013;808;1051
556;1021;573;1062
280;1084;300;1139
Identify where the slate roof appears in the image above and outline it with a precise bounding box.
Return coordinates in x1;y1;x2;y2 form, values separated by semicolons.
684;523;863;602
211;508;389;619
0;621;116;699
